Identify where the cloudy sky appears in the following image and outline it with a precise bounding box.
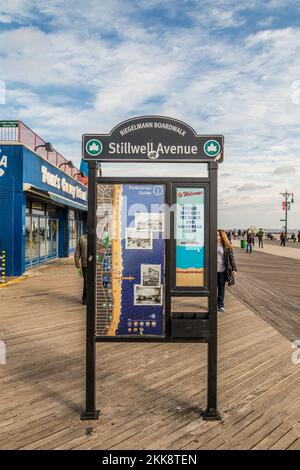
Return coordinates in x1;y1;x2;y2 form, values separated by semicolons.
0;0;300;228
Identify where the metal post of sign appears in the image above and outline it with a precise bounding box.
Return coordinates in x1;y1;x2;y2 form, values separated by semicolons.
81;160;100;420
202;161;221;420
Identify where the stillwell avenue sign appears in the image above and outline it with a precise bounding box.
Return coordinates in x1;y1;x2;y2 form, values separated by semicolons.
81;114;223;422
82;115;224;163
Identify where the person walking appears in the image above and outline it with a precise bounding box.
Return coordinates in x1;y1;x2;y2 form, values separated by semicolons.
257;228;264;248
75;232;88;305
297;230;300;243
280;231;286;247
246;229;254;253
217;230;237;313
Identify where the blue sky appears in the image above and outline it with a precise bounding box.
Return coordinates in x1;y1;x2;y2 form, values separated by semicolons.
0;0;300;228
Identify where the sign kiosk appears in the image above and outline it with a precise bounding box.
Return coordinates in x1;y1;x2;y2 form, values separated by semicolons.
81;116;224;421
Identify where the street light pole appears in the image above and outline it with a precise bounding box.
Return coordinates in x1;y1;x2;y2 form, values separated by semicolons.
280;190;294;237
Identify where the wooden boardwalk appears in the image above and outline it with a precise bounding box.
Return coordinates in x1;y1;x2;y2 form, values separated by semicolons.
231;247;300;341
0;259;299;450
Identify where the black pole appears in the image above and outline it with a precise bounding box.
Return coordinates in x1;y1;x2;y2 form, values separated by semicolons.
81;160;100;420
285;191;288;238
202;161;221;420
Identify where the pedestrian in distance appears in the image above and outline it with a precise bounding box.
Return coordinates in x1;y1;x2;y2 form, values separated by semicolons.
280;231;286;247
74;231;88;305
257;228;264;248
217;230;237;313
298;230;300;243
246;229;254;253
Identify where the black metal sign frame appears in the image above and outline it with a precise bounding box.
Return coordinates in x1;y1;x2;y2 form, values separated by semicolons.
81;116;221;422
82;115;223;163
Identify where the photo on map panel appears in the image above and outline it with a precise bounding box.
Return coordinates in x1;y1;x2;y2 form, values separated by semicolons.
141;264;161;287
134;285;163;306
135;212;164;232
126;228;153;249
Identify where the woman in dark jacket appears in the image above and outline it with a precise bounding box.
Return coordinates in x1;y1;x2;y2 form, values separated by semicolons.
217;229;237;312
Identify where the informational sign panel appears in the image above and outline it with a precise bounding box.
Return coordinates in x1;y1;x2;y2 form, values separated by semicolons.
82;116;224;163
81;115;221;422
175;187;205;287
96;183;165;337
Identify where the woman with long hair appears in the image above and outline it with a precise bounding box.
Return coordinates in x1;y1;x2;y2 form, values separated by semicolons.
217;229;237;312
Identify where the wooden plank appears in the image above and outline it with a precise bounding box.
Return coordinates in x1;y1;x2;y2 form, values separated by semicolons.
231;248;300;340
0;258;300;450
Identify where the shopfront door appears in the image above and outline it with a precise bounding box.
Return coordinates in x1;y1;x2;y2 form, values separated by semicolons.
25;215;59;267
49;219;58;258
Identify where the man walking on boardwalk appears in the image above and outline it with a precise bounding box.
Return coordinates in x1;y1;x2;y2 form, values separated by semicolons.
257;228;264;248
280;231;286;247
75;232;88;305
246;229;254;253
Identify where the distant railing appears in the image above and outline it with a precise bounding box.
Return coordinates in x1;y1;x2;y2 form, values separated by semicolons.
0;120;85;182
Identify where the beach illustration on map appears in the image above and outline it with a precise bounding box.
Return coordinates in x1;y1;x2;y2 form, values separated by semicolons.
175;187;205;287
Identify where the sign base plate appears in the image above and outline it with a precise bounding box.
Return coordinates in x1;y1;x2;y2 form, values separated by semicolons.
80;410;101;421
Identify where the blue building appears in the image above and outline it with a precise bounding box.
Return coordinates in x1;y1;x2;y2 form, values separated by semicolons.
0;121;87;276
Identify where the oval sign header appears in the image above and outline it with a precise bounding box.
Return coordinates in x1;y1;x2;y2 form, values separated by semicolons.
82;115;224;163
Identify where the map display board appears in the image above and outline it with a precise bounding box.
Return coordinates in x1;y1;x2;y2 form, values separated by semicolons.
96;184;165;337
175;187;205;287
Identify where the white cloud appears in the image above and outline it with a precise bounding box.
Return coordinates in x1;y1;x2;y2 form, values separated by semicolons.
273;165;297;175
0;0;300;228
237;183;272;191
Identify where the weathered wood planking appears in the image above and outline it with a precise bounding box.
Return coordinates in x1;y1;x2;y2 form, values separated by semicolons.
0;258;299;450
231;248;300;341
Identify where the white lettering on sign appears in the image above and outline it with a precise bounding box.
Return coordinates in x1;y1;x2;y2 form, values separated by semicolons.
41;166;87;201
119;121;187;137
61;177;76;198
0;155;7;168
0;149;8;177
108;142;197;156
41;165;61;189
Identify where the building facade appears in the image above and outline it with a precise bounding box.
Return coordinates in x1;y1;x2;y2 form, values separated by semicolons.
0;122;87;276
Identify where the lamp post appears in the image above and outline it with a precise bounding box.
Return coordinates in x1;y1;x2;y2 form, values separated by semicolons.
280;190;294;237
59;160;74;170
34;142;54;153
73;171;85;178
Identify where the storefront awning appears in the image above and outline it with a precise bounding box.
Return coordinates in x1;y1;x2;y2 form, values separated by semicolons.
23;184;87;211
23;184;52;201
48;192;88;211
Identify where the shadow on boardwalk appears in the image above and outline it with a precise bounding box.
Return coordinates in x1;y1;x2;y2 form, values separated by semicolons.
0;259;299;450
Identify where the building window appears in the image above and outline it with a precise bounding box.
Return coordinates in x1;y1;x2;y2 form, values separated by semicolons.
25;214;59;267
46;205;58;217
32;202;46;215
69;210;83;251
26;199;31;214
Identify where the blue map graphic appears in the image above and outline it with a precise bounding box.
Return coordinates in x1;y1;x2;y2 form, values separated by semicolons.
116;184;165;337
